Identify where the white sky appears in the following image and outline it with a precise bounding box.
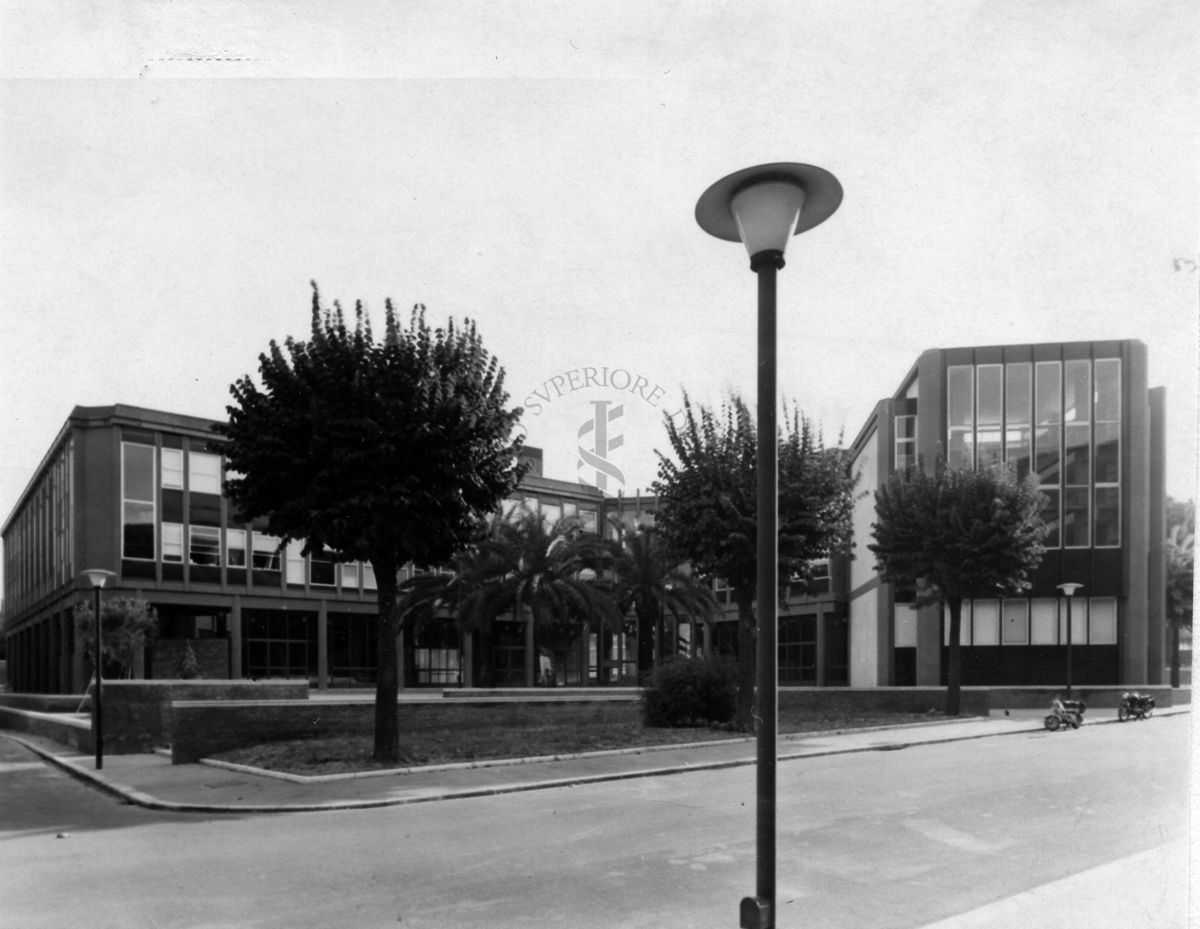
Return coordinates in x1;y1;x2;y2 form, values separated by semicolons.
1;1;1197;535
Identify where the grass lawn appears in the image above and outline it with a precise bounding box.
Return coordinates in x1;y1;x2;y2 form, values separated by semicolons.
210;709;943;776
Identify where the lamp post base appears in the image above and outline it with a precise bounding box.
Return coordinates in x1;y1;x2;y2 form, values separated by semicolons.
740;896;772;929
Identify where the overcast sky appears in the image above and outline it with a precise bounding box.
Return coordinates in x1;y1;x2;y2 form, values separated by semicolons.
1;1;1196;536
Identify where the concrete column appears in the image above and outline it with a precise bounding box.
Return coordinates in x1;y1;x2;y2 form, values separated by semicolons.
816;604;827;687
58;613;73;692
229;596;243;679
70;612;87;692
317;602;328;690
461;630;474;688
397;628;406;690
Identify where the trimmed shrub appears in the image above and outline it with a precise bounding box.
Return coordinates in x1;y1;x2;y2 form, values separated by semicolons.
177;641;200;680
641;656;738;727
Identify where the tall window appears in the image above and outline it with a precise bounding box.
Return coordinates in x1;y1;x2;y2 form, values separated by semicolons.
1034;362;1062;547
1005;362;1032;482
189;526;221;566
975;365;1003;469
161;448;184;490
286;540;305;584
947;366;974;469
1062;360;1091;547
1094;359;1121;547
309;548;335;586
252;532;282;570
162;523;184;563
894;415;916;471
227;528;247;567
188;451;223;495
122;442;156;560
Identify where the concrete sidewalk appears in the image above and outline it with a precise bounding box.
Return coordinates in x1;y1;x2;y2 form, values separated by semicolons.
5;708;1186;815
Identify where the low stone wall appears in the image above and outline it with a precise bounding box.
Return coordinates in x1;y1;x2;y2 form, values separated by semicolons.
171;696;641;764
105;680;310;754
0;706;92;753
779;687;991;716
977;685;1180;710
0;693;87;713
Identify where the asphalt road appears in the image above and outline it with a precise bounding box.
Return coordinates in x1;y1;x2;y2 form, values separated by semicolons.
0;714;1190;929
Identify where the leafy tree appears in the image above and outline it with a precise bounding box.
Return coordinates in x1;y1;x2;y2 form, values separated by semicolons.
653;392;856;730
869;460;1047;715
215;284;524;762
604;519;721;678
1165;498;1194;686
74;597;159;680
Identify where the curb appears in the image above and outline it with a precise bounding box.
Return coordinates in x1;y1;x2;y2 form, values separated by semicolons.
2;708;1187;815
197;715;971;785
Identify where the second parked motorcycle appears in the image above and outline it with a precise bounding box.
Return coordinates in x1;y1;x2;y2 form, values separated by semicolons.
1118;691;1155;721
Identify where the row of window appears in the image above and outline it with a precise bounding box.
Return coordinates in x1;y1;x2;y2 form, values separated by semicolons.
938;597;1118;647
942;358;1122;549
501;496;600;532
3;440;73;614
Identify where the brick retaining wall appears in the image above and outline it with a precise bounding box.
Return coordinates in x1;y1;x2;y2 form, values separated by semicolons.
104;680;310;754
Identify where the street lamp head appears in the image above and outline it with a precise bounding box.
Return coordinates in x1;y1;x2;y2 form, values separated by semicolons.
1056;582;1083;598
695;162;842;267
82;569;115;590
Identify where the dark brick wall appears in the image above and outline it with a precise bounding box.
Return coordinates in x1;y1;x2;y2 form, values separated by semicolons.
778;687;991;716
104;680;309;753
976;685;1179;710
153;640;230;680
171;698;641;763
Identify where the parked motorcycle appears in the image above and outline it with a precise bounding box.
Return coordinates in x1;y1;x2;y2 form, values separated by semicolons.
1044;698;1086;731
1117;691;1155;721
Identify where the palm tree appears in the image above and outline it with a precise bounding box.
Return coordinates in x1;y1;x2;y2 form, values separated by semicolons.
604;519;722;679
405;508;619;687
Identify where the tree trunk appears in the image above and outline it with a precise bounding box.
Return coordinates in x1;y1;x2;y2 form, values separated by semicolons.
522;596;535;687
373;557;401;763
945;596;963;716
1170;622;1180;688
733;588;757;732
636;605;655;678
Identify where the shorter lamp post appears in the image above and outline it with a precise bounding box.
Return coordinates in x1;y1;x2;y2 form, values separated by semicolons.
1056;582;1082;698
82;569;115;769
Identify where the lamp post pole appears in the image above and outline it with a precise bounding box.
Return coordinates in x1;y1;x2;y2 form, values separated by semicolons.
696;163;842;929
1057;582;1082;699
753;247;780;926
82;569;115;769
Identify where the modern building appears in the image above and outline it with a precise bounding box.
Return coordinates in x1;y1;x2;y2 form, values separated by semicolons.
0;404;632;693
1;339;1174;695
846;339;1168;688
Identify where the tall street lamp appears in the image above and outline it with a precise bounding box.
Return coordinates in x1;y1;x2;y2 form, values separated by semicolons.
696;163;842;929
82;569;115;769
1056;582;1082;698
